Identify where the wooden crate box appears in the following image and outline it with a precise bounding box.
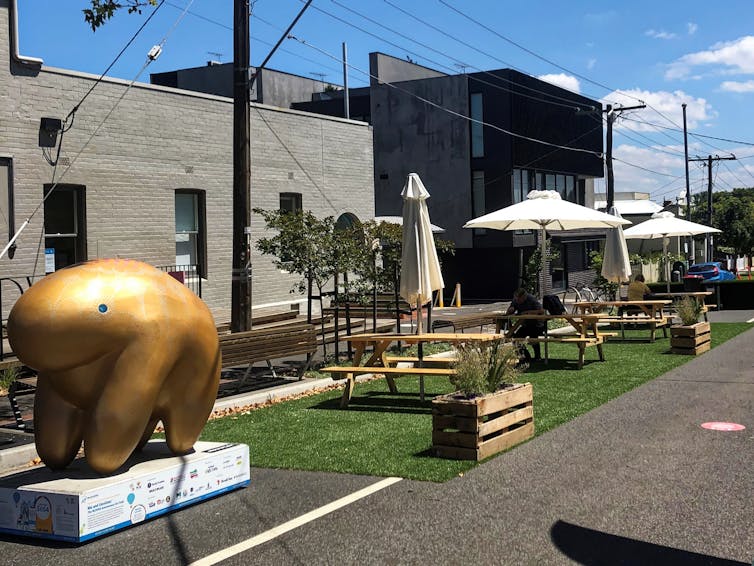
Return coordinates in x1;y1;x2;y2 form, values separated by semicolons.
670;321;711;355
432;382;534;461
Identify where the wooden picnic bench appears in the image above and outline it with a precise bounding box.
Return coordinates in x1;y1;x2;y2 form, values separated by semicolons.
321;333;504;408
218;322;318;391
574;300;673;342
494;313;608;369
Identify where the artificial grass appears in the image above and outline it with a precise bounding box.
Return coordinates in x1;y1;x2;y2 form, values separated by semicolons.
199;322;751;483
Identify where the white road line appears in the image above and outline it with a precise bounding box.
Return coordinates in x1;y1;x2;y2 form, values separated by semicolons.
746;317;754;323
189;476;402;566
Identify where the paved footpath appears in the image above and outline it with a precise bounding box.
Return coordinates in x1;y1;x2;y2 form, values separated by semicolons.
0;325;751;565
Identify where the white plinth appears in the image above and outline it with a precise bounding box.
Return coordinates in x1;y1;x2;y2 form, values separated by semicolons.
0;440;250;542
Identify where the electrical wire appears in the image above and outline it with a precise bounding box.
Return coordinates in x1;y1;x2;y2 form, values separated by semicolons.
287;33;602;157
1;2;195;261
621;116;754;148
321;0;594;111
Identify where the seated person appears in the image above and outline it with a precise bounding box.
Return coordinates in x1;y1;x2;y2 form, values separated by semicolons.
627;274;653;301
506;287;546;361
624;274;653;316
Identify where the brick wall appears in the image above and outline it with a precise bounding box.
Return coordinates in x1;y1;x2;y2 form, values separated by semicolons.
0;1;374;322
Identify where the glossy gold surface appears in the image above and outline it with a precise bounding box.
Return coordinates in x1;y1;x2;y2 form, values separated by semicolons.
8;259;221;474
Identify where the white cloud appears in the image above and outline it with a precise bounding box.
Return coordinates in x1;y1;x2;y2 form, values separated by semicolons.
720;80;754;92
603;88;715;130
665;36;754;80
645;29;678;40
611;144;686;194
537;73;580;93
587;58;597;70
687;22;698;35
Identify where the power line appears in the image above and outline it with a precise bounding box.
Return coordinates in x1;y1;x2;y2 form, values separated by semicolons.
621;116;754;148
162;1;362;85
1;2;195;261
434;0;734;153
611;156;682;178
287;34;602;157
375;0;597;109
310;0;591;111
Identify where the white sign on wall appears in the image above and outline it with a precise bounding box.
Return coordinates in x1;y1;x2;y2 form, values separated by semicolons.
44;248;55;273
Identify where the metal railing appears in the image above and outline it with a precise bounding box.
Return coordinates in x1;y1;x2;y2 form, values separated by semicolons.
156;264;202;298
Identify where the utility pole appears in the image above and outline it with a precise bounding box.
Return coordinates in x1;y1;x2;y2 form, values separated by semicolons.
342;42;350;119
604;103;646;210
231;0;252;333
682;103;693;264
688;154;736;260
230;0;313;333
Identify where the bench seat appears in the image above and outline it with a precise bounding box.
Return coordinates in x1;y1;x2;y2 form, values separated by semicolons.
508;335;605;369
218;323;318;391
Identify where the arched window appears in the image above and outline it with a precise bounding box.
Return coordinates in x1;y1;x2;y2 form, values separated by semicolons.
335;213;359;231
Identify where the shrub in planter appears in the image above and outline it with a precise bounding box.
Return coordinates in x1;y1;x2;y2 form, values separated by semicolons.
432;341;534;461
670;297;710;355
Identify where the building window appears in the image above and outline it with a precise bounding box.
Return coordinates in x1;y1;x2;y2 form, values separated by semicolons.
280;192;302;213
566;176;575;203
471;170;486;234
0;158;14;255
44;184;86;271
470;93;484;158
335;213;359;230
512;169;531;204
175;190;206;277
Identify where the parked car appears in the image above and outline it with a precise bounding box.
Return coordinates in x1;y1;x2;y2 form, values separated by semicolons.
683;262;735;282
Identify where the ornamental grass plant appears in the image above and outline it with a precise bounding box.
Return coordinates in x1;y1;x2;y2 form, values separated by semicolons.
676;296;704;326
449;341;522;397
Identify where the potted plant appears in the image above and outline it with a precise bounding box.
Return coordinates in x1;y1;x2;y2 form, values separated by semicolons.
670;297;711;355
432;341;534;461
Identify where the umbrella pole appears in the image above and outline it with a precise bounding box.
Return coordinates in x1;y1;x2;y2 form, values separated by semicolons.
664;237;670;293
540;225;547;301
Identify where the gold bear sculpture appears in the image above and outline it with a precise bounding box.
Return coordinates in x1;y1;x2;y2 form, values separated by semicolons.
7;259;221;474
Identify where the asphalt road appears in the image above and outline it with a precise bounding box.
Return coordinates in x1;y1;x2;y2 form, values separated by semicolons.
0;318;751;565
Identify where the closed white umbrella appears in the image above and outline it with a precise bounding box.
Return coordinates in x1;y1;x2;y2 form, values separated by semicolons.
623;211;721;292
399;173;444;334
601;206;632;286
464;190;631;300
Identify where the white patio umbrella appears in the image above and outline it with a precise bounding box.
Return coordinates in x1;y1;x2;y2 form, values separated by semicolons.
623;210;721;292
399;173;444;334
464;190;631;300
601;206;632;287
374;216;446;234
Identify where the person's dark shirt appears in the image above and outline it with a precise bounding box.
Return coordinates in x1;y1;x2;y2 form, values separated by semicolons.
508;294;545;329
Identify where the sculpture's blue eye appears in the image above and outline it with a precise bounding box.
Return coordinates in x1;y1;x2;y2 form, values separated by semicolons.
98;304;108;313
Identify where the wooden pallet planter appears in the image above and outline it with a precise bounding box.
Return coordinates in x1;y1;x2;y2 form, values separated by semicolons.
670;321;711;355
431;382;534;461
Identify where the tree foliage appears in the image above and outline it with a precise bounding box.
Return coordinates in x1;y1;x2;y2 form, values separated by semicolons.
690;187;754;256
253;209;454;301
83;0;157;31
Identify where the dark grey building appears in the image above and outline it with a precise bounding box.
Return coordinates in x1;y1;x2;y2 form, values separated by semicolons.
294;53;605;300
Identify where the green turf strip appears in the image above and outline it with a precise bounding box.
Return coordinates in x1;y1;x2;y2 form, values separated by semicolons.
199;323;751;483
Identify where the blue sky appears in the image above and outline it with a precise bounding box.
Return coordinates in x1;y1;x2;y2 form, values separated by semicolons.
16;1;754;205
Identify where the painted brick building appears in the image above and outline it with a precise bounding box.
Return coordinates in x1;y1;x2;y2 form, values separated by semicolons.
0;0;374;322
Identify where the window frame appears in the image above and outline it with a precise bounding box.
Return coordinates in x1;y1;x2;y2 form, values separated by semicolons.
0;157;15;253
174;189;207;278
279;192;303;214
470;92;484;158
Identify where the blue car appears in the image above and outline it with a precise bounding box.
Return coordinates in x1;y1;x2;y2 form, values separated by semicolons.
684;262;735;282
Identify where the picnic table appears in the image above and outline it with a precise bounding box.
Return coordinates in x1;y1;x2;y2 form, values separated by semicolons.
494;313;608;369
573;300;673;341
321;332;505;408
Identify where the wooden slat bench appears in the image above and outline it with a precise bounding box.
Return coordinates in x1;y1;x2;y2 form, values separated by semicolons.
598;315;672;342
218;323;318;392
431;313;496;333
509;335;605;369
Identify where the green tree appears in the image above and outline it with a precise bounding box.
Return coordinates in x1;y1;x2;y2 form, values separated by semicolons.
83;0;157;31
522;239;559;294
690;187;754;256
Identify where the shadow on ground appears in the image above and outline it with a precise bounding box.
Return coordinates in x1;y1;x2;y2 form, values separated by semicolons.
550;520;749;565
